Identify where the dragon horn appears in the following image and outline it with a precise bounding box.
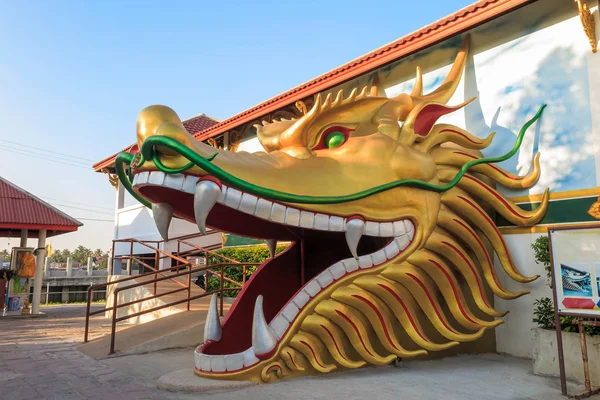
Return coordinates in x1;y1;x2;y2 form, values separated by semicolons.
410;66;423;97
370;72;383;97
410;35;470;105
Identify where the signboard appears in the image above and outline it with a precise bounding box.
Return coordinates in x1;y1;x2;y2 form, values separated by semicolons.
549;227;600;317
8;247;35;294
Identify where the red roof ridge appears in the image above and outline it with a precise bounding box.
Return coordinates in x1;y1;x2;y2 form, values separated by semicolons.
93;0;535;171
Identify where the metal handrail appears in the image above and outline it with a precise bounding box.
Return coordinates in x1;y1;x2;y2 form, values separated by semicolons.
105;262;257;354
84;235;256;354
206;269;244;288
110;233;223;279
84;249;259;354
83;258;201;342
111;230;218;247
111;239;201;291
177;239;240;264
176;238;250;287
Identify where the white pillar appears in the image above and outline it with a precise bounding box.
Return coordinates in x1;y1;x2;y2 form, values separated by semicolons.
31;230;46;314
126;259;132;275
44;257;50;277
66;257;73;277
113;258;122;275
87;257;93;276
20;229;28;247
114;182;123;243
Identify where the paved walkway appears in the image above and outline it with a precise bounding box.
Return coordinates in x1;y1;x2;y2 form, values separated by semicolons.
0;305;598;400
0;305;164;400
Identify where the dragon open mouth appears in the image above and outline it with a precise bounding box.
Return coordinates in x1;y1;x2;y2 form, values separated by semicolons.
113;35;552;383
131;170;415;375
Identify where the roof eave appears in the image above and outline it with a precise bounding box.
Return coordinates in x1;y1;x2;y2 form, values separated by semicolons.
0;176;83;229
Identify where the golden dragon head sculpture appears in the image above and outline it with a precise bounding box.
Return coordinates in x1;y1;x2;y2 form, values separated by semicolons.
117;35;548;383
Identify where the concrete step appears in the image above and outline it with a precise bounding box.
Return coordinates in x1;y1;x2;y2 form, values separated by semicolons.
78;295;231;359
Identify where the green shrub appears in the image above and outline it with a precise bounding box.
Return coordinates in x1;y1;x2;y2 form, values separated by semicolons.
531;236;551;287
202;244;287;297
532;297;554;330
561;315;600;335
532;297;600;336
530;236;600;336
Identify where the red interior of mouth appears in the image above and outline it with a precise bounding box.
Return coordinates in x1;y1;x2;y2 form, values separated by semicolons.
137;184;388;355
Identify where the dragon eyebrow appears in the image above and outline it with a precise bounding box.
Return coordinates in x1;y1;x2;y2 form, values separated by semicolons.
116;105;545;207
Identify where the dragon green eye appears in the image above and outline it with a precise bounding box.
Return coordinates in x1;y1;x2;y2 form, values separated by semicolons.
325;131;346;149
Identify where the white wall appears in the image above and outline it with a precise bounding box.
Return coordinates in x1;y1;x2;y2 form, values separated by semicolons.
494;233;553;357
235;136;265;153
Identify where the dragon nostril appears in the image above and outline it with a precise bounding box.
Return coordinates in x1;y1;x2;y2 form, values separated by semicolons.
152;122;197;157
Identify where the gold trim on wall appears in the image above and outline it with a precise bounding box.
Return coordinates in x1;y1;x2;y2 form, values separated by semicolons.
574;0;597;53
509;187;600;204
499;226;550;234
500;221;600;235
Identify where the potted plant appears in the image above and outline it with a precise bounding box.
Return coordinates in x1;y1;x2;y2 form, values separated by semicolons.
530;236;600;382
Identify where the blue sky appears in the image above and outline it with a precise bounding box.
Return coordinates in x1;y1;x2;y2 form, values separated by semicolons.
0;0;473;251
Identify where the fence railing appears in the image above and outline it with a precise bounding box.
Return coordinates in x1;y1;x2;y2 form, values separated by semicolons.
84;237;257;355
35;282;107;304
109;232;221;276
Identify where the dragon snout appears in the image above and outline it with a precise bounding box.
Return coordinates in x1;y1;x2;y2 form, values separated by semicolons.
136;105;198;157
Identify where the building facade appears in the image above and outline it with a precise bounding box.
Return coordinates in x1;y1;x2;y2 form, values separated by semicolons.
95;0;600;359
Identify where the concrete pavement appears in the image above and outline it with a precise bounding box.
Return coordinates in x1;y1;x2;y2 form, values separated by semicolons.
1;304;598;400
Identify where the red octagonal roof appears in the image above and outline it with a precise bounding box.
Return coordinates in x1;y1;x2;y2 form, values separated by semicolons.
0;176;82;238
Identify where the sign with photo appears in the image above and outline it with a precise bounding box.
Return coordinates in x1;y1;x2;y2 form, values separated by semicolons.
10;247;35;294
549;227;600;317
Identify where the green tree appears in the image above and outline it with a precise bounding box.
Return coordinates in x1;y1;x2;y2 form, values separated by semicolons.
0;249;10;266
51;249;64;263
72;245;92;264
50;249;61;263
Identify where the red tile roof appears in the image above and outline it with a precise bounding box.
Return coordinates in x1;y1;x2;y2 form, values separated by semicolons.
93;0;535;171
183;114;220;135
0;176;82;237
